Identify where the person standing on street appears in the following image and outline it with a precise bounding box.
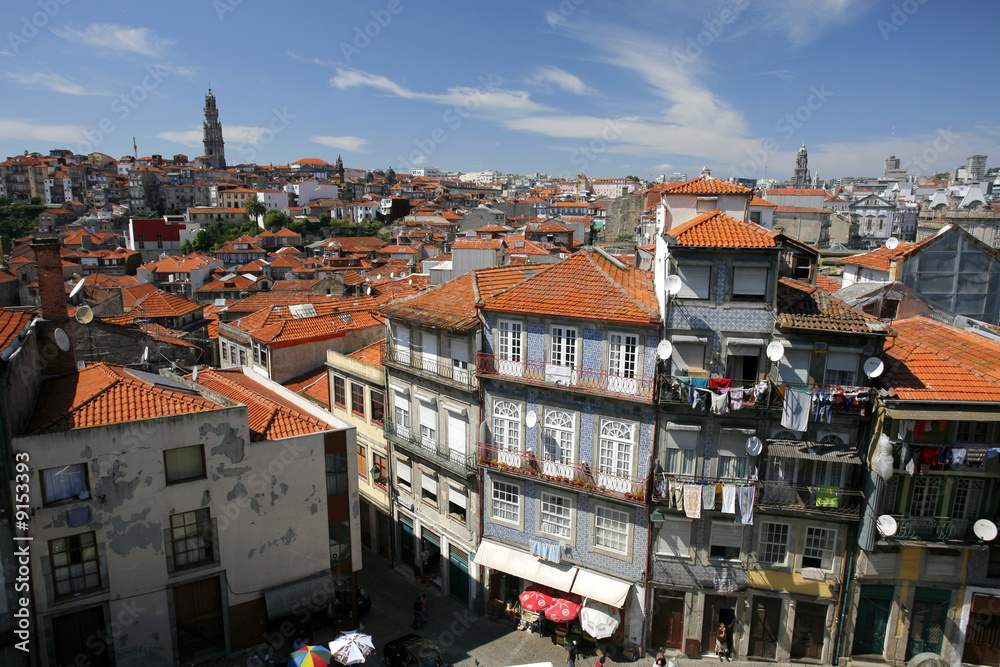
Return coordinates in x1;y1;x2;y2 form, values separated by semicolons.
412;596;424;629
566;641;579;667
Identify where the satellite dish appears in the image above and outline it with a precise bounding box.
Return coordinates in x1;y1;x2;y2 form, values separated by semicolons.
69;279;86;299
885;237;899;250
192;365;199;381
390;272;395;278
766;341;785;362
656;340;673;360
284;271;294;281
525;410;537;428
745;436;762;456
876;514;898;537
366;287;372;295
975;519;998;542
54;328;70;352
141;346;149;363
664;274;682;296
863;357;884;378
75;305;94;324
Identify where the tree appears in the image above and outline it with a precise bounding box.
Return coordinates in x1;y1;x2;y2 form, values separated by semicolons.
263;210;293;232
625;175;641;183
179;239;194;255
244;195;267;227
358;217;384;237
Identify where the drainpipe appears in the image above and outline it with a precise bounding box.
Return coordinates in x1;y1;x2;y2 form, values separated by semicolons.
833;521;859;666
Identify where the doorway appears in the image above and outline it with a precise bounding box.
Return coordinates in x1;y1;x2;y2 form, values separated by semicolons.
650;589;685;650
906;588;951;660
173;576;225;663
702;595;737;658
964;594;1000;667
852;584;894;656
52;605;110;667
399;516;415;572
748;596;781;660
790;601;828;661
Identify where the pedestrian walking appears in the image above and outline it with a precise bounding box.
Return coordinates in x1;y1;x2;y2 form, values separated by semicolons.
566;640;579;667
595;651;605;667
421;594;428;627
716;622;728;662
412;596;424;629
654;651;667;667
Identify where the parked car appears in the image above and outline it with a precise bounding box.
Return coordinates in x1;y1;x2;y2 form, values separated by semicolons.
383;634;451;667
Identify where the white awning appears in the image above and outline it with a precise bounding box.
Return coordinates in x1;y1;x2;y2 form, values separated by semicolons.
570;569;632;608
473;539;577;591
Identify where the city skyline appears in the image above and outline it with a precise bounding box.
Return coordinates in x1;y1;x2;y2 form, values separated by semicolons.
1;0;997;180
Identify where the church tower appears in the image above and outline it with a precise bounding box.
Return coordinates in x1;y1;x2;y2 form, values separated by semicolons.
792;143;812;189
203;89;226;169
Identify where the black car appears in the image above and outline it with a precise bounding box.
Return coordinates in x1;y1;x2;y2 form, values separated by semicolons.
383;634;451;667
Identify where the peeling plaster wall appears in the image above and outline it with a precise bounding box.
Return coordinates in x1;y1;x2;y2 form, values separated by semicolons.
14;407;330;666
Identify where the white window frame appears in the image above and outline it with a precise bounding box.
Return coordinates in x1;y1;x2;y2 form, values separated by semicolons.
709;521;744;561
598;419;634;492
608;332;639;379
802;526;837;572
539;491;573;540
664;424;698;476
542;409;575;464
550;325;578;367
491;478;521;528
593;504;630;555
758;522;790;566
497;319;523;362
492;400;521;459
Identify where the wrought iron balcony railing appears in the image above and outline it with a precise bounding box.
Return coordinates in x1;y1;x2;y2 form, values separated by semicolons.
883;515;984;544
477;441;649;504
659;378;868;416
383;341;477;390
384;418;475;475
476;353;655;403
756;480;864;518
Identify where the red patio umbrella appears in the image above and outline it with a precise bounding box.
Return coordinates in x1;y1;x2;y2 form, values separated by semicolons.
519;584;557;612
545;593;583;622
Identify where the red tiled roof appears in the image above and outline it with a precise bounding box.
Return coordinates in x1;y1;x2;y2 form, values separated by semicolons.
840;240;926;272
453;238;503;250
482;250;657;325
884;316;1000;402
25;363;220;434
226;293;378;315
282;366;330;408
0;309;35;350
667;210;777;248
774;206;827;214
815;274;843;292
347;339;385;368
228;306;382;346
194;368;331;441
776;277;889;334
119;289;201;319
660;176;753;196
748;196;778;208
765;188;828;196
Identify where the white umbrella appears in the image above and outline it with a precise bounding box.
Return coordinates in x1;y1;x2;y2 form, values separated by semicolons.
579;600;621;640
329;630;375;665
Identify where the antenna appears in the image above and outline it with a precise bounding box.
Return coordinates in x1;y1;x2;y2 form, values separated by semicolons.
876;514;898;538
54;328;70;352
525;411;537;428
656;340;673;360
975;519;998;542
141;346;149;363
745;436;762;456
863;357;884;378
69;278;86;299
74;305;94;324
664;274;682;296
192;365;199;381
885;237;899;250
766;341;785;362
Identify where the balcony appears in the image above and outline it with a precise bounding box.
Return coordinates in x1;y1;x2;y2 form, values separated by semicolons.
476;353;655;403
384;341;477;391
883;515;983;544
660;377;868;416
383;418;475;477
477;442;649;505
756;481;864;518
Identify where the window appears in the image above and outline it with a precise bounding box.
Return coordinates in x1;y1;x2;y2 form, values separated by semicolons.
550;326;578;367
239;349;247;366
673;342;706;373
451;339;471;383
164;445;206;484
880;477;898;514
170;509;213;569
542;410;575;464
326;451;347;497
812;460;845;487
448;484;467;521
258;345;267;367
393;389;410;429
759;523;789;566
594;505;629;553
802;527;836;570
418;399;437;445
599;419;634;481
732;266;769;301
421;472;438;504
718;456;748;479
397;459;412;492
958;422;989;443
371;453;387;487
676;264;711;299
952;478;985;519
911;477;940;517
710;521;743;560
50;532;101;598
357;444;367;480
493;401;521;453
333;376;346;408
371;389;384;425
497;319;522;361
823;352;859;386
221;343;228;362
655;518;692;558
41;464;88;505
608;333;638;379
540;492;572;538
664;425;698;476
351;383;365;417
491;479;520;524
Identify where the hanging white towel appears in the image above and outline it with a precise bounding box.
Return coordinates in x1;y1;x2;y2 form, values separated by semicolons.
703;484;716;511
721;485;737;514
781;387;811;432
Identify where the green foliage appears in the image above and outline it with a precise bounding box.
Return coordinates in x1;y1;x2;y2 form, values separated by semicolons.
625;175;641;183
179;239;194;255
358;217;384;237
263;210;293;232
244;195;267;223
187;220;261;254
0;202;47;242
29;197;41;205
615;232;633;242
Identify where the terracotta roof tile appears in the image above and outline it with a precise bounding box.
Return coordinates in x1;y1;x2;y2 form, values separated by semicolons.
347;339;385;368
0;308;35;350
667;210;777;248
776;277;889;334
815;274;842;292
282;366;330;408
660;176;753;196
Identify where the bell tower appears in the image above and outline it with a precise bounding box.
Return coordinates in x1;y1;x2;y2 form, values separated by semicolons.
203;89;226;169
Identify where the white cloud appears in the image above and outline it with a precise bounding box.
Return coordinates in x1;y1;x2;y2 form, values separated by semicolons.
653;163;674;172
4;71;108;96
752;0;879;46
287;51;339;67
526;66;596;95
0;119;87;143
151;62;195;77
545;11;567;28
756;69;796;80
52;24;173;57
330;68;550;114
157;128;201;148
158;125;287;149
310;135;368;153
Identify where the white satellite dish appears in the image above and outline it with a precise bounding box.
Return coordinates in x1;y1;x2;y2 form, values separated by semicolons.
75;305;94;324
876;514;898;537
975;519;999;542
745;436;762;456
390;272;395;278
366;287;372;295
69;279;86;299
141;346;149;363
664;274;682;296
284;271;294;281
54;328;70;352
863;357;884;378
192;365;199;382
525;410;537;428
656;340;673;360
766;341;785;362
885;237;899;250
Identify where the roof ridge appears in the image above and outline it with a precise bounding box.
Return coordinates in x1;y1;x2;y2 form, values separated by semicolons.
585;251;658;320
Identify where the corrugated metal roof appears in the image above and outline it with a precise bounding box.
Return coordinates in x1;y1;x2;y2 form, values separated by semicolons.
766;440;861;464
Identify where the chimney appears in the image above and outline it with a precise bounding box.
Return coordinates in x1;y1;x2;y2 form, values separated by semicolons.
32;237;77;375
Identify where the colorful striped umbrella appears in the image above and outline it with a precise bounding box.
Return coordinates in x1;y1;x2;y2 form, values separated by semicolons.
291;645;334;667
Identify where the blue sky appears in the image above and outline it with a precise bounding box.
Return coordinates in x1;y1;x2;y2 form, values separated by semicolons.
1;0;996;181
